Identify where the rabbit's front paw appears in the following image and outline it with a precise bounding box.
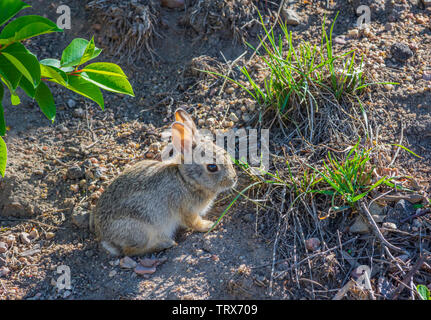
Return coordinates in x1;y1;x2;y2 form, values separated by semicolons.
194;218;215;232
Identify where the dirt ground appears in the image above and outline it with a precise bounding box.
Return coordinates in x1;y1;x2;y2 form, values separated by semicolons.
0;0;430;300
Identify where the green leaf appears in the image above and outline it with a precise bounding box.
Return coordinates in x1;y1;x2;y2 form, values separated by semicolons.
40;64;68;86
19;76;35;98
0;15;62;44
0;0;31;27
60;38;102;68
1;42;41;87
0;136;6;177
417;285;430;300
78;36;96;66
40;58;61;68
34;81;56;121
66;76;104;109
0;77;21;105
0;84;5;136
81;62;134;96
0;54;22;90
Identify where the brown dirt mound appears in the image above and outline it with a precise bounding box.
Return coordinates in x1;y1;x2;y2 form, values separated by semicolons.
85;0;161;62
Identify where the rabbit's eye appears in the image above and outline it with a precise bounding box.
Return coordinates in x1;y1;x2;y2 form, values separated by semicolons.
206;164;218;173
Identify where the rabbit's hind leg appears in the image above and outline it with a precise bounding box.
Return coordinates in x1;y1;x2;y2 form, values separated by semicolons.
101;241;122;256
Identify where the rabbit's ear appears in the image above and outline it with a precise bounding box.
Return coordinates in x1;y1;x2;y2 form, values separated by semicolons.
175;108;199;138
171;122;193;155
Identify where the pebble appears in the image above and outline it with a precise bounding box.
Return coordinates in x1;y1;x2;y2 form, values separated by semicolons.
67;99;77;108
395;199;415;217
229;112;239;122
281;8;301;25
71;211;89;229
67;165;84;180
70;184;79;193
0;242;7;254
108;270;117;277
58;124;69;133
20;232;31;245
4;234;15;246
369;202;385;216
0;266;10;277
45;232;55;240
391;43;413;62
423;0;431;7
384;84;394;91
29;229;39;240
34;169;44;175
305;238;321;251
120;256;137;269
382;222;397;230
349;216;370;234
134;265;156;275
348;29;359;38
73;107;85;118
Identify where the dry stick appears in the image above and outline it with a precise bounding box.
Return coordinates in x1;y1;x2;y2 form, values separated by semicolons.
391;255;426;299
218;50;247;97
389;122;404;167
359;201;406;254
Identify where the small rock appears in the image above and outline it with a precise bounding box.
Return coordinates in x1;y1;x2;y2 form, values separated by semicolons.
205;118;216;126
120;256;137;269
71;211;89;229
395;199;415;217
134;265;156;275
0;266;10;277
20;232;31;245
348;29;359;38
305;238;321;251
139;257;167;268
73;107;85;118
58;124;69;133
372;215;385;223
334;36;347;45
349;216;370;234
281;8;301;25
423;72;431;81
391;43;413;62
226;87;235;94
382;222;397;230
67;166;84;180
422;0;431;7
4;234;15;246
370;202;384;216
149;142;161;152
63;290;72;299
45;232;55;240
229;112;239;122
0;242;8;254
34;169;44;175
108;270;117;277
70;184;79;193
29;229;39;240
67;99;77;108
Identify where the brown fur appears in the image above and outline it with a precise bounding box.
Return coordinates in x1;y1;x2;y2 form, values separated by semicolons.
90;109;237;256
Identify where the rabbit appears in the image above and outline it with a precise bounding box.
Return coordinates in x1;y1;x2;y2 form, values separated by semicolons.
90;108;237;256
